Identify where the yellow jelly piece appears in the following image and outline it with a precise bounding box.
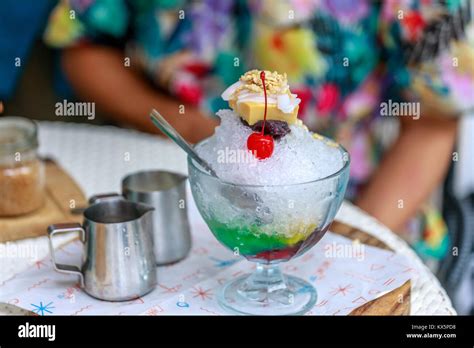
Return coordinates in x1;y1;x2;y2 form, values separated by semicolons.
311;132;339;147
282;222;318;246
325;139;339;148
312;133;324;140
230;100;299;125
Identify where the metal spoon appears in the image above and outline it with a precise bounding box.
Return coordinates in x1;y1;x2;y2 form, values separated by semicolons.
150;109;273;224
150;109;217;176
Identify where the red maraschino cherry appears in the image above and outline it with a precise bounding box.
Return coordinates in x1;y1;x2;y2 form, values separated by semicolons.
247;71;274;160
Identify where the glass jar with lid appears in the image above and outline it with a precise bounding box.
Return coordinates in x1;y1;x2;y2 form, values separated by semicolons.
0;117;45;216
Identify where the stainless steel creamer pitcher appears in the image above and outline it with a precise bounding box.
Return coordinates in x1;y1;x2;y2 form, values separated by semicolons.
122;171;191;265
47;194;156;301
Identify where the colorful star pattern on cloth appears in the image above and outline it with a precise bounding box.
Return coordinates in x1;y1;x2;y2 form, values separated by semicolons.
0;196;417;315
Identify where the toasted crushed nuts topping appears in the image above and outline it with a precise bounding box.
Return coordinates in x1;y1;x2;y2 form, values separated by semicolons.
233;70;290;96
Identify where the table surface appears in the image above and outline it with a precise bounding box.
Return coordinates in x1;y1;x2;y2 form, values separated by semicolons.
0;121;456;315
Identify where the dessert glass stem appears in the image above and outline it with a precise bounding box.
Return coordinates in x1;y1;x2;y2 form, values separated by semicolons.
239;264;290;303
218;261;317;315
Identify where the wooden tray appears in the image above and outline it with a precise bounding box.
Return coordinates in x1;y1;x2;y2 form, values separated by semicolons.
0;159;87;243
330;221;411;315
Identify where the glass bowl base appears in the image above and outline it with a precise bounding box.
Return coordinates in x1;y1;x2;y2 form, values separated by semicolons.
218;273;317;315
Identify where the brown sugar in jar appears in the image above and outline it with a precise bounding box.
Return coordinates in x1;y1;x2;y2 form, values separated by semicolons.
0;117;45;216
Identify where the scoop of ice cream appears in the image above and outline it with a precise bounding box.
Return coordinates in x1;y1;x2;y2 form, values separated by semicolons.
221;70;301;125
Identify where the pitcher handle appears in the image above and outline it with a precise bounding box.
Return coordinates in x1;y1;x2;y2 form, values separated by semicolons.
47;223;85;287
89;193;122;205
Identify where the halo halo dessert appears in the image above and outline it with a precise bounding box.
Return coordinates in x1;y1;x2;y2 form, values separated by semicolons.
188;69;350;315
191;70;347;263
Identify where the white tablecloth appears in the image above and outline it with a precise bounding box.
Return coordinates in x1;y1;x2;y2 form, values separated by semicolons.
0;121;455;315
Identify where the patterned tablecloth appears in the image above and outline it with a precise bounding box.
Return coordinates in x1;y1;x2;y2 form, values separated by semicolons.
0;121;455;315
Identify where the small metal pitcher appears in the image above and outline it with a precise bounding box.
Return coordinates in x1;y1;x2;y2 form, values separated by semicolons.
47;194;156;302
122;171;191;265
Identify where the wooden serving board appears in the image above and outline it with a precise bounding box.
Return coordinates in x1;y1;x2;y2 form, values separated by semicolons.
0;159;87;243
330;221;411;315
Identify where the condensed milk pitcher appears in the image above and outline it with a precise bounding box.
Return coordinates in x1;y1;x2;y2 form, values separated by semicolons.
47;194;157;301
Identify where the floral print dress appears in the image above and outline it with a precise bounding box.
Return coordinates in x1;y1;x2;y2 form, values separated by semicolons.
45;0;474;262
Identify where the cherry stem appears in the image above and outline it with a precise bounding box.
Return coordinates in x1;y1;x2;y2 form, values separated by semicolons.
260;71;267;136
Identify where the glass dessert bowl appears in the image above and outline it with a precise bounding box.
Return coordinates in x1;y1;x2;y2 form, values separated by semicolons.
188;142;350;315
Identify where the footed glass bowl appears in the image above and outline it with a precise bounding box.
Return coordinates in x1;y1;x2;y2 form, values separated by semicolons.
188;142;350;315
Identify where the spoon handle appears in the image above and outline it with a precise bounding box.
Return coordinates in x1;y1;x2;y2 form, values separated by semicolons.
150;109;217;176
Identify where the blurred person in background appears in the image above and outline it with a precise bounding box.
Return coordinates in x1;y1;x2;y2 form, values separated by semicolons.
0;0;57;118
43;0;472;273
